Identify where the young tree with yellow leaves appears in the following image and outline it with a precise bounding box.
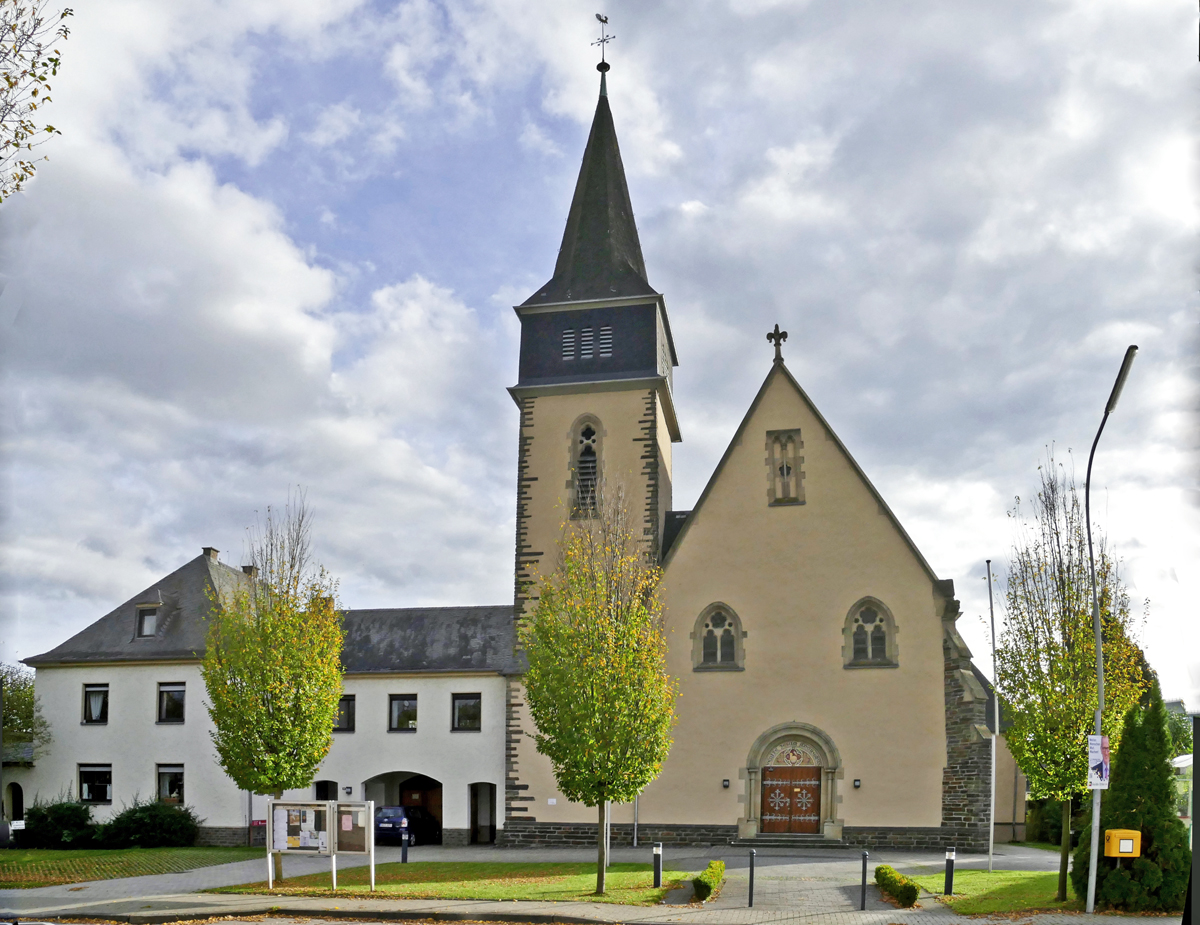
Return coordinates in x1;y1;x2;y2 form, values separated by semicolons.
995;456;1147;902
520;484;677;895
201;492;342;881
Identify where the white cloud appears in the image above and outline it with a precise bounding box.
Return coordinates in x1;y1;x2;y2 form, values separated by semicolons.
307;103;364;147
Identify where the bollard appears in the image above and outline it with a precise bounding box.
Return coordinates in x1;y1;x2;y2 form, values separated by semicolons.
944;846;955;896
861;850;869;910
401;820;409;864
653;842;662;888
749;849;756;907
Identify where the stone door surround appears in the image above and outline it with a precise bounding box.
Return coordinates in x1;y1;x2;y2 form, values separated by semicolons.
742;721;844;839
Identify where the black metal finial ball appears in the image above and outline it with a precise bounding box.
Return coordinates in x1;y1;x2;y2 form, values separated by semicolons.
597;61;611;72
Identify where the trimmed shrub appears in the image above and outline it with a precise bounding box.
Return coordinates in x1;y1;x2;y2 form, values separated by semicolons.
692;859;725;901
22;799;97;849
1071;682;1190;912
100;800;201;848
874;864;919;907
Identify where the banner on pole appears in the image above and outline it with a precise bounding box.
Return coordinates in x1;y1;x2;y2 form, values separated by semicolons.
1087;734;1110;789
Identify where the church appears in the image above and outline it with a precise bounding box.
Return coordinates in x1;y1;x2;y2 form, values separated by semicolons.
9;61;1024;850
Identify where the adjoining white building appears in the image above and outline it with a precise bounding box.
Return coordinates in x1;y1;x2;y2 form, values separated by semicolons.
12;547;511;846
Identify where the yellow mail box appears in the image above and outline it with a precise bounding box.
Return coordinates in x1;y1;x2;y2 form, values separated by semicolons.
1104;829;1141;858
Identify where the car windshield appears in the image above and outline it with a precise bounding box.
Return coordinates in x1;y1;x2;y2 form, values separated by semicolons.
377;808;404;818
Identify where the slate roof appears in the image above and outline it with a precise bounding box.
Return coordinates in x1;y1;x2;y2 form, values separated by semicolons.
341;606;521;675
25;551;521;676
523;71;656;306
2;742;35;766
24;551;249;666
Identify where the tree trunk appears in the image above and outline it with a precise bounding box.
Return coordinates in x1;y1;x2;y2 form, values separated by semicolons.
273;791;284;884
596;801;607;894
1056;798;1071;902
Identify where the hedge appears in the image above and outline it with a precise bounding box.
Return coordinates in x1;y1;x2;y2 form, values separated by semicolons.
692;859;725;901
874;864;919;907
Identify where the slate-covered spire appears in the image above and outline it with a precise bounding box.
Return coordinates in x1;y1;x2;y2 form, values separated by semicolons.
523;64;656;305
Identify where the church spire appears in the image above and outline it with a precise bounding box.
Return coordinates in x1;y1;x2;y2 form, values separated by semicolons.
522;62;655;305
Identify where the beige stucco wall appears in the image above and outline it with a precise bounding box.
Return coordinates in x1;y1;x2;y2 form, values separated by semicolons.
512;363;952;832
519;386;664;590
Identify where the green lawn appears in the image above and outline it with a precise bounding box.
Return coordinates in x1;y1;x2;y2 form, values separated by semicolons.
213;860;692;905
0;846;264;888
909;869;1081;914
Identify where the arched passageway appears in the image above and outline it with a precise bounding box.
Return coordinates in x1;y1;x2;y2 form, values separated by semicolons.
362;771;442;844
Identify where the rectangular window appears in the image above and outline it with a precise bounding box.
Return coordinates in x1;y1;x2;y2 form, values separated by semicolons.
137;607;157;637
389;694;417;732
598;325;612;357
334;694;355;732
452;693;482;731
562;329;576;360
580;327;593;358
79;764;112;804
82;684;109;724
157;765;184;804
157;683;185;723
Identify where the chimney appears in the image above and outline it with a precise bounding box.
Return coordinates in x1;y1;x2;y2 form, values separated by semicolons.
242;565;259;578
202;547;219;560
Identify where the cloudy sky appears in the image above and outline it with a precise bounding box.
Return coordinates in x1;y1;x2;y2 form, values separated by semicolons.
1;0;1195;700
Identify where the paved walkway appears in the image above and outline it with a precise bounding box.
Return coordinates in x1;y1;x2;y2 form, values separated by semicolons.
1;843;1124;925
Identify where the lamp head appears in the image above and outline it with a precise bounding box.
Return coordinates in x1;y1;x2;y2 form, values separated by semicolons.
1105;345;1138;414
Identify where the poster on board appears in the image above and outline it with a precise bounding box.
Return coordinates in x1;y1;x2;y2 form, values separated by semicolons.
1087;734;1110;789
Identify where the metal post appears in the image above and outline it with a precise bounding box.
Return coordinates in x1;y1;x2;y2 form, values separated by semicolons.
633;794;639;848
944;846;955;896
401;818;409;864
331;851;337;891
749;849;756;907
653;842;662;888
861;850;869;910
1084;345;1138;915
605;800;611;868
369;800;376;891
266;800;274;890
987;559;997;873
0;676;7;848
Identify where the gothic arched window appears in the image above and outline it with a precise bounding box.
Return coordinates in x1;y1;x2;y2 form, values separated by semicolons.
765;429;805;505
843;599;899;668
571;417;601;517
692;604;746;671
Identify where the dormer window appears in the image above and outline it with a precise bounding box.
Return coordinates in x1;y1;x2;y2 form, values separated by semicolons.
137;607;158;637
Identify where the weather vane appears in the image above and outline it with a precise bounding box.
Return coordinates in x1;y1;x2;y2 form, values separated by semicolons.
592;13;614;68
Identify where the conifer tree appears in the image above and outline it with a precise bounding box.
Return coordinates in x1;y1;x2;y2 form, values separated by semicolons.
1071;681;1190;911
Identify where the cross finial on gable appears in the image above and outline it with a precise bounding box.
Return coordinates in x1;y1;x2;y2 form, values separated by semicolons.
767;324;788;363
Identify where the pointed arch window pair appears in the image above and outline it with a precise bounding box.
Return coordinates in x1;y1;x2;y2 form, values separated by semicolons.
765;429;805;505
691;604;746;671
843;599;899;668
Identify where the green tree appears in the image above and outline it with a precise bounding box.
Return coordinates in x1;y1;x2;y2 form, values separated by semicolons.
201;493;343;880
520;485;677;895
1165;710;1192;759
994;456;1147;901
1;661;51;755
1071;682;1190;911
1;0;71;202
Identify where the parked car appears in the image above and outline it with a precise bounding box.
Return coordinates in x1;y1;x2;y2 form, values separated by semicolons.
374;805;441;845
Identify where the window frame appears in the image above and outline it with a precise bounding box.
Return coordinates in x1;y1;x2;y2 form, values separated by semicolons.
570;415;603;519
334;694;356;732
765;429;806;505
136;606;158;637
157;682;186;724
690;603;747;671
388;694;418;733
82;684;109;725
78;764;113;804
451;693;482;732
842;598;900;669
156;764;184;805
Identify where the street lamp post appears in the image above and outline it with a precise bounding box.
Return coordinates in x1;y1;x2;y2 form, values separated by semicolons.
1084;345;1138;914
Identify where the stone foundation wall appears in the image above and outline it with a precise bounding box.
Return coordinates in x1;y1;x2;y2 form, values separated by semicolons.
441;828;470;847
196;826;250;847
499;821;737;848
843;826;988;852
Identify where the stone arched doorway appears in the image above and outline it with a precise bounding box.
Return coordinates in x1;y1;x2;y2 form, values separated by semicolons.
742;723;843;840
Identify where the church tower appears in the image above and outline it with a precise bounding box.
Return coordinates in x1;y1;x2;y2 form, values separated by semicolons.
509;62;681;614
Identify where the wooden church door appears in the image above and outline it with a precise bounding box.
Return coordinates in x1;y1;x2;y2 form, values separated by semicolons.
760;766;821;834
